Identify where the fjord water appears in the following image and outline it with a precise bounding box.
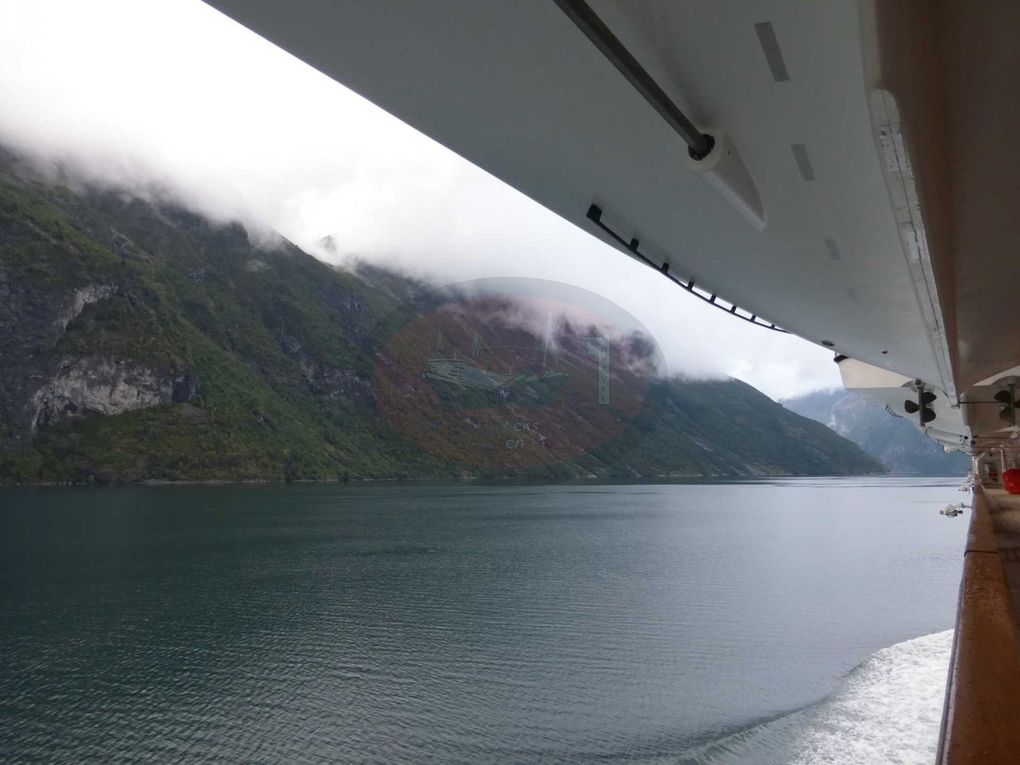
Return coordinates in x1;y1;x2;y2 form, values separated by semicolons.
1;479;965;764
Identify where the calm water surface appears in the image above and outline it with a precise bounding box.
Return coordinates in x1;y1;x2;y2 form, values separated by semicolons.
0;478;966;763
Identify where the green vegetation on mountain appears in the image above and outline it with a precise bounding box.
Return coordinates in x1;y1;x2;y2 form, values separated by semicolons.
0;148;882;483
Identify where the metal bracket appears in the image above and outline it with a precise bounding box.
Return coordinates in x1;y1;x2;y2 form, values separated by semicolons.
586;205;787;333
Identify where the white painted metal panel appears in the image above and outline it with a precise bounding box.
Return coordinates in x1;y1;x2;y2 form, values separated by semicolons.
205;0;948;390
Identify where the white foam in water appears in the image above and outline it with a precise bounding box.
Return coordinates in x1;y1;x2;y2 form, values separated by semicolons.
783;630;952;764
684;630;953;765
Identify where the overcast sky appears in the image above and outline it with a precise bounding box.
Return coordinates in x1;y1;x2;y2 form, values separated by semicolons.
0;0;842;399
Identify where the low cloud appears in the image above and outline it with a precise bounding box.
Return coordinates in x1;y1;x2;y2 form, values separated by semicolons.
0;0;841;399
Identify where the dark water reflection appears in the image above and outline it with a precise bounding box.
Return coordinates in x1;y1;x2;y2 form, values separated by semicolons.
0;479;965;763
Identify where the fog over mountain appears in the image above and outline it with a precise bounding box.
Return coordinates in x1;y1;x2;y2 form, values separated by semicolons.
0;148;882;482
0;0;843;400
783;389;970;476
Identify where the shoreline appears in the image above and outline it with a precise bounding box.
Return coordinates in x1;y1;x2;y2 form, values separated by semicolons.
0;471;949;489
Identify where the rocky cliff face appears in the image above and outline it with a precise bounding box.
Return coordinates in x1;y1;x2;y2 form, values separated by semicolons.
782;388;970;476
0;266;198;444
57;284;116;334
30;356;196;432
0;147;883;483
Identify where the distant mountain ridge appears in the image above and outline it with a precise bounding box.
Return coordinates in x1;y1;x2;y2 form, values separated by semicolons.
0;147;883;483
782;389;969;476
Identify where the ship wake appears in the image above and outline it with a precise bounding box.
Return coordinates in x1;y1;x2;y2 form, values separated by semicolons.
678;629;953;765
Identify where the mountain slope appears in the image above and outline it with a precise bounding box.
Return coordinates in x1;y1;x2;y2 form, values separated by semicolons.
0;149;883;483
783;389;969;476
